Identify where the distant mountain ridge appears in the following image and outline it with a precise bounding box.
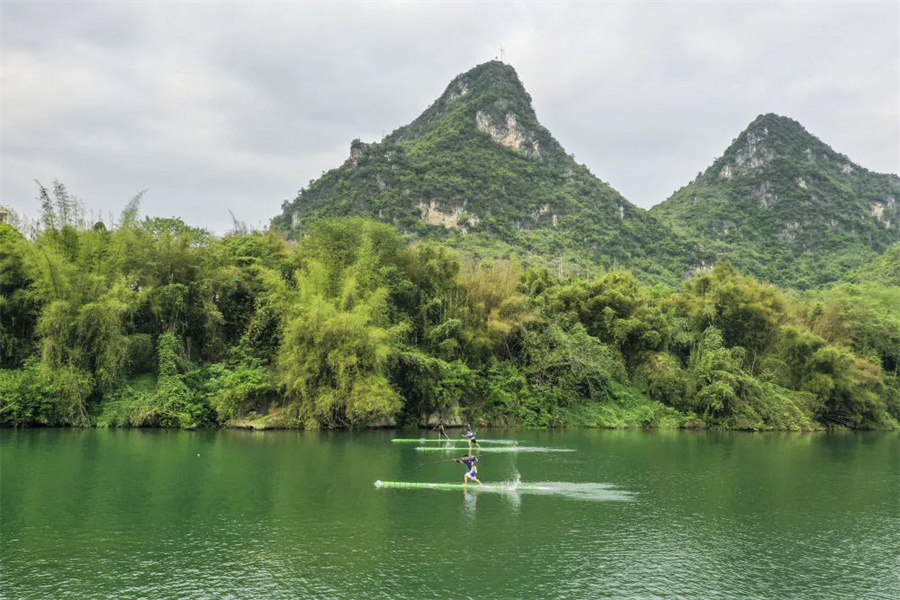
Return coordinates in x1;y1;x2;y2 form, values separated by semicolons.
651;113;900;288
273;63;898;289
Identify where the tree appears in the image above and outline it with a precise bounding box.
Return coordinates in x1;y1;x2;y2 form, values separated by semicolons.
681;262;787;367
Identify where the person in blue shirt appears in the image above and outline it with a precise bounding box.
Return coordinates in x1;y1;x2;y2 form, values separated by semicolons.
462;423;481;452
455;454;483;487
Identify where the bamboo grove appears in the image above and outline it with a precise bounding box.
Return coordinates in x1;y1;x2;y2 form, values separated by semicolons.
2;185;898;430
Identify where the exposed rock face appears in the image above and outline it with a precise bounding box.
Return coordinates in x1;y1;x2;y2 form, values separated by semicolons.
720;128;776;178
475;111;542;157
733;129;775;169
688;260;716;277
444;79;471;104
778;221;802;242
0;205;18;225
872;199;895;227
418;201;479;229
755;182;778;209
348;139;369;166
535;203;559;227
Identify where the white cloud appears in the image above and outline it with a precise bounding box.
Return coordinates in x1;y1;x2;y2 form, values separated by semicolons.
2;1;897;232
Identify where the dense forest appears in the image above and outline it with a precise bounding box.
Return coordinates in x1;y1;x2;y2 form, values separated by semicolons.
2;184;898;430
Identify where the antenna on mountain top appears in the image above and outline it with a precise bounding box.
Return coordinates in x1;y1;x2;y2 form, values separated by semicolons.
500;46;504;63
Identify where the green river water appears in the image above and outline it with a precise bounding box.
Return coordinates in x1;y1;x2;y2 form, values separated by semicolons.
1;428;897;599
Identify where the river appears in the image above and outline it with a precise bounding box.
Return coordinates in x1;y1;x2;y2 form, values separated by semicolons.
1;428;897;599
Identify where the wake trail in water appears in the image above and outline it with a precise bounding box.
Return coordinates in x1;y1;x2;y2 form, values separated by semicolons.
414;446;575;453
374;478;634;502
392;438;519;445
519;482;635;502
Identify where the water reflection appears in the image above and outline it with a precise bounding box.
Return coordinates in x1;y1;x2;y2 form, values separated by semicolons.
4;429;897;600
463;489;477;522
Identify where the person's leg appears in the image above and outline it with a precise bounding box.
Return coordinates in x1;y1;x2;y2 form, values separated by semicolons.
467;469;481;486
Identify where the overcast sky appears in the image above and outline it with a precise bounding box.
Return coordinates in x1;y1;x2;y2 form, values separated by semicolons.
3;1;898;234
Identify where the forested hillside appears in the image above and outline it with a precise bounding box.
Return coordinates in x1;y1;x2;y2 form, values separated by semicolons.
274;61;703;285
274;63;898;291
2;184;897;430
652;114;900;288
843;242;900;287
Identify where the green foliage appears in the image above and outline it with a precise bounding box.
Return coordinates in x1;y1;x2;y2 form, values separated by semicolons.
94;335;216;429
391;347;475;424
684;328;815;430
0;359;92;427
541;269;670;370
275;277;402;427
126;334;156;374
0;223;40;369
561;382;688;429
3;179;898;431
842;243;900;287
635;352;690;409
809;283;900;375
681;262;787;364
273;62;699;287
525;323;625;405
458;259;536;361
93;374;157;428
686;328;753;420
271;221;406;428
773;326;898;428
205;357;275;421
478;362;539;426
652;114;900;289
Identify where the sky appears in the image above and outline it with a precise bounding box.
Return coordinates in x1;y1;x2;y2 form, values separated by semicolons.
2;1;898;234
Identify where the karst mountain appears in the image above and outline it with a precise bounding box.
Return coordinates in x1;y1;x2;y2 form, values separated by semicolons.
274;62;899;288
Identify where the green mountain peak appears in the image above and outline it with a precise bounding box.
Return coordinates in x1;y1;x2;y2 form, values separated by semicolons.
274;61;697;284
387;60;560;161
653;113;900;288
273;65;897;289
707;113;858;181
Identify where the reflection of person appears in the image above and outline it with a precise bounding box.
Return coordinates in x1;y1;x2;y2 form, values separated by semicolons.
462;423;481;451
463;488;477;515
432;422;452;442
455;454;483;487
